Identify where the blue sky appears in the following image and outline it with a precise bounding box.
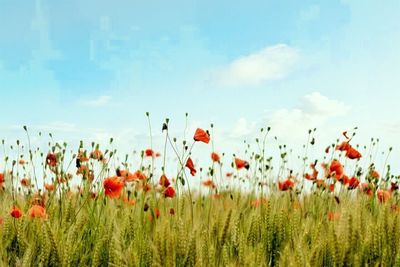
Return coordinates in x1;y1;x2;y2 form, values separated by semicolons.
1;0;400;171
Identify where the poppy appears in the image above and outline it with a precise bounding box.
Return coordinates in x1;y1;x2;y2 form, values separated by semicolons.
77;151;89;162
164;186;176;198
20;178;31;187
345;147;362;160
361;183;374;197
391;182;399;192
202;179;216;189
123;197;136;206
46;153;57;167
103;176;124;199
330;160;344;179
18;159;26;165
10;207;23;219
44;183;55;192
154;207;160;219
211;152;220;163
305;164;318;181
28;205;47;218
119;170;147;182
348;177;360;190
327;211;340;221
145;149;154;157
0;172;4;186
185;157;196;176
159;174;171;187
377;190;391;203
336;141;351;152
235;158;249;170
193;128;210;144
278;179;295;191
370;170;380;179
90;149;103;160
316;179;327;189
226;172;233;177
251;198;268;208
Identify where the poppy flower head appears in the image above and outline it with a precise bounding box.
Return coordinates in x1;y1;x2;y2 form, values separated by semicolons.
164;186;176;198
193;128;210;144
345;147;362;160
211;152;220;163
278;179;295;191
202;179;216;189
10;206;23;219
185;157;197;176
28;205;47;219
159;174;170;188
377;190;391;203
44;183;55;192
0;172;5;185
305;163;318;181
103;176;125;199
348;177;360;190
391;182;399;192
329;160;344;179
145;149;154;157
20;178;31;187
90;149;103;160
235;158;249;170
327;211;341;221
46;153;58;167
336;141;351;152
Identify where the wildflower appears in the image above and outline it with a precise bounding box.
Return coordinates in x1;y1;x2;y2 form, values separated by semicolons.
20;178;31;187
251;198;268;208
103;176;124;199
377;190;391;203
0;172;5;186
145;149;154;157
159;174;170;187
164;186;176;198
348;177;360;190
345;147;362;160
28;205;47;218
211;152;220;163
391;182;399;192
193;128;210;144
370;170;380;180
90;149;103;160
119;169;147;182
330;160;344;179
185;157;196;176
336;141;351;152
44;183;55;192
361;183;374;197
10;207;23;219
278;178;295;191
226;172;233;177
202;179;216;189
305;163;318;181
123;197;136;206
235;158;249;170
46;153;57;167
327;211;340;221
18;159;26;165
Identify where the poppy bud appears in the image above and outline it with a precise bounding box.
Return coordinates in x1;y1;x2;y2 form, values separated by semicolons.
144;203;149;212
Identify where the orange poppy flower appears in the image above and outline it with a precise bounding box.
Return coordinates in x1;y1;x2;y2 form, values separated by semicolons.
377;190;391;203
159;174;171;187
164;186;176;198
329;160;344;179
28;205;47;218
316;179;327;189
305;163;318;181
235;158;249;170
185;157;196;176
202;179;216;189
348;177;360;190
345;147;362;160
211;152;220;163
77;151;89;162
20;178;31;187
44;183;55;192
278;179;295;191
90;149;103;160
370;170;380;179
327;211;340;221
123;197;136;206
46;153;57;167
10;206;23;219
336;141;351;152
193;128;210;144
154;207;160;219
103;176;124;199
18;159;26;165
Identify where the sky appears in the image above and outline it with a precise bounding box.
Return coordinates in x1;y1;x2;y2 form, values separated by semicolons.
1;0;400;174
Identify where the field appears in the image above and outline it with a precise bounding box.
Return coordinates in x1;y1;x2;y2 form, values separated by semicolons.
1;124;399;267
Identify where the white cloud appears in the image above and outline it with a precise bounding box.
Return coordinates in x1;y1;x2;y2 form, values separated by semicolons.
80;95;112;107
214;44;299;87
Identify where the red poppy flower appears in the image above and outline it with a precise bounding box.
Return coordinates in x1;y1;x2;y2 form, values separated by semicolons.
226;172;233;177
28;205;47;218
185;157;196;176
348;177;360;190
336;141;351;152
330;160;344;179
305;164;318;181
10;207;23;219
391;182;399;192
0;172;5;186
345;147;362;160
103;176;124;199
327;211;340;221
377;190;391;203
235;158;249;170
361;183;374;197
159;174;170;187
145;149;154;157
20;178;31;187
193;128;210;144
202;179;216;189
278;179;295;191
370;170;380;179
164;186;176;198
46;153;57;167
211;152;220;163
154;208;160;219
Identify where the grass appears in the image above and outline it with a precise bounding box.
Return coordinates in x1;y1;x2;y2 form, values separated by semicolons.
0;121;399;266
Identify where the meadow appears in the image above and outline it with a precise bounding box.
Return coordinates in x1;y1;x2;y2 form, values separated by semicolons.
0;119;399;267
